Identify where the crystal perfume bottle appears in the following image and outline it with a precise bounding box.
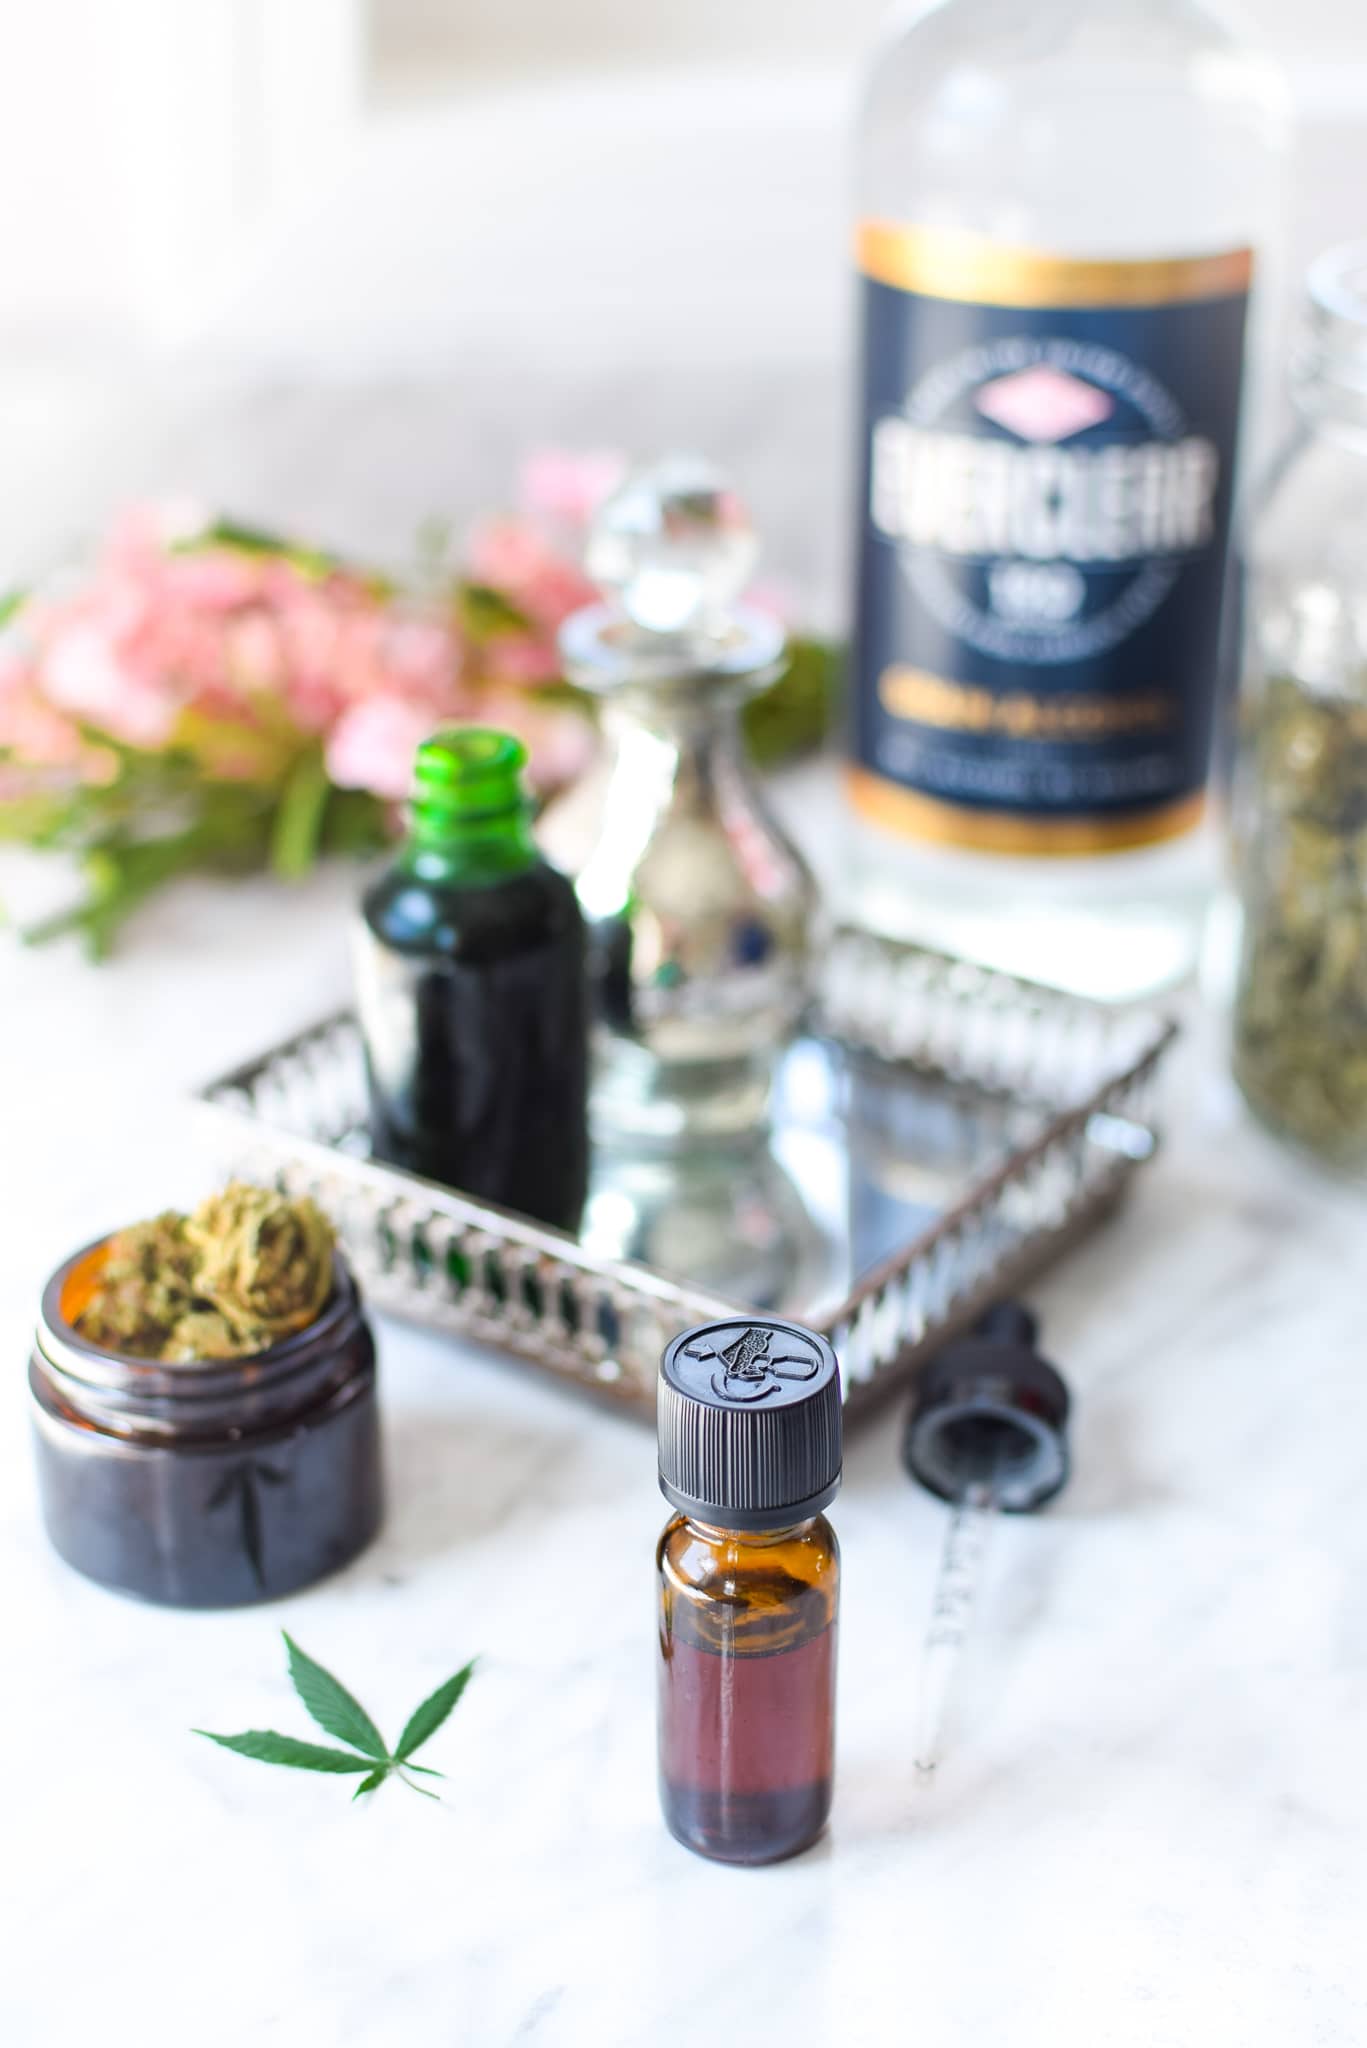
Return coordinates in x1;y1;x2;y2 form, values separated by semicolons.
542;458;817;1145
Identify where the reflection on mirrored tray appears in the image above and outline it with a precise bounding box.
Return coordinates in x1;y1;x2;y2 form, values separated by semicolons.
206;980;1173;1414
781;1038;1050;1319
332;1034;1051;1316
348;1035;1047;1320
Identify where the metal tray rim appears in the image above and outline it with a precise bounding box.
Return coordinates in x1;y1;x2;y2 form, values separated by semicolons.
193;931;1179;1423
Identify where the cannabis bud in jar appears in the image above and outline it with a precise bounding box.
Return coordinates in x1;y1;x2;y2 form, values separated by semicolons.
1230;244;1367;1178
76;1184;335;1361
1232;672;1367;1170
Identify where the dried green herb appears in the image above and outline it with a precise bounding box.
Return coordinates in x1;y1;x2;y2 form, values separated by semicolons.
195;1635;479;1803
76;1183;335;1362
73;1211;199;1355
1233;671;1367;1169
184;1182;335;1348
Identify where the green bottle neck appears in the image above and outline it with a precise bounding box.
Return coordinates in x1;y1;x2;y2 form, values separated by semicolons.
403;806;538;885
400;727;539;886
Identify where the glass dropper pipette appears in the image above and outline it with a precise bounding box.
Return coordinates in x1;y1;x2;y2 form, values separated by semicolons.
912;1475;998;1779
902;1304;1072;1781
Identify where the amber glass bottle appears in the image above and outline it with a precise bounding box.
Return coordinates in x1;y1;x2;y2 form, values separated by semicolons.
656;1318;842;1864
354;728;589;1233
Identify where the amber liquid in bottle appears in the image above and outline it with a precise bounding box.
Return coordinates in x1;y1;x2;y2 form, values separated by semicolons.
657;1512;839;1864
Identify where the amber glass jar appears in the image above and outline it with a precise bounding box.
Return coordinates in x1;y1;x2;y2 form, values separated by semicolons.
29;1239;382;1608
656;1317;842;1864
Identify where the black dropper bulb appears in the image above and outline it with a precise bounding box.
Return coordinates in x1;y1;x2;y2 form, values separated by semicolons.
973;1301;1039;1350
903;1300;1071;1513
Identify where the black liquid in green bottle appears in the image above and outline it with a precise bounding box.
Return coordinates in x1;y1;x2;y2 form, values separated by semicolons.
355;729;589;1233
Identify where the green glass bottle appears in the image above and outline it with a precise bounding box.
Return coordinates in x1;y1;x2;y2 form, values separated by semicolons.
354;729;589;1233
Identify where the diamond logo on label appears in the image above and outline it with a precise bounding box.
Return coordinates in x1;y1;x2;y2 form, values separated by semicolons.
974;365;1115;443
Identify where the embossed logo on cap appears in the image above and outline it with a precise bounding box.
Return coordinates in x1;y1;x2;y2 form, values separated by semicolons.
681;1322;824;1404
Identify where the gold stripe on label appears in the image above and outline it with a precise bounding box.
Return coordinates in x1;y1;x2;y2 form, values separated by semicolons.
856;223;1254;309
848;768;1206;856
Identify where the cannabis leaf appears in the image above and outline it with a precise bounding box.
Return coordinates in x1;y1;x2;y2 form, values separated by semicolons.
196;1731;379;1773
396;1659;478;1761
282;1635;387;1758
195;1635;479;1802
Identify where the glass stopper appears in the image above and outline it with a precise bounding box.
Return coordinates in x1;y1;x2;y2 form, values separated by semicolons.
586;456;760;636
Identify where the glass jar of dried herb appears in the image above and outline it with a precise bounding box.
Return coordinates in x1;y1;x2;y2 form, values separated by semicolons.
1232;245;1367;1174
29;1188;383;1606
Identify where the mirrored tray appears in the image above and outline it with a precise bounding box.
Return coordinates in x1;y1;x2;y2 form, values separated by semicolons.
195;929;1176;1424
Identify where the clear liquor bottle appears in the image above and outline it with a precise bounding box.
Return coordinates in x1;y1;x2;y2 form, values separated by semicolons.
846;0;1288;999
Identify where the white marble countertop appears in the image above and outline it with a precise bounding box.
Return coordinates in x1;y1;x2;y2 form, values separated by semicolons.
3;827;1365;2048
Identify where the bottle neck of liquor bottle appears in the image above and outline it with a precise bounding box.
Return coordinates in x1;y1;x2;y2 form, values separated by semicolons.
846;0;1290;1000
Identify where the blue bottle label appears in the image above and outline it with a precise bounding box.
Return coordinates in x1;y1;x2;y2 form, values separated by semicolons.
851;226;1252;852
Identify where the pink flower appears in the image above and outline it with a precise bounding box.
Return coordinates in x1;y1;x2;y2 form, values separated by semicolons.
324;694;444;801
519;448;626;531
103;499;207;579
467;518;598;637
5;493;609;847
481;632;564;687
382;615;461;698
162;548;265;613
476;694;598;796
0;685;86;769
0;635;28;699
325;693;596;805
42;621;180;747
226;612;286;695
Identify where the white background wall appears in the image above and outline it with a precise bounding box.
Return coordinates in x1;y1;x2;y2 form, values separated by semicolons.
4;0;1366;352
372;0;1366;74
1;1;1366;589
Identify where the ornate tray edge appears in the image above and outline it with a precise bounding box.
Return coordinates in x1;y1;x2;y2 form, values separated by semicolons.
193;937;1180;1423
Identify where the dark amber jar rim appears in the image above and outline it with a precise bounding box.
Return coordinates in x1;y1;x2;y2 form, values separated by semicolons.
32;1241;371;1446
